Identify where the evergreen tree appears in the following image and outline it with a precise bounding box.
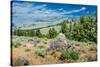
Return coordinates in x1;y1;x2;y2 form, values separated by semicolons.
60;20;71;39
35;29;42;37
47;28;58;38
72;15;97;43
27;30;35;37
60;20;67;33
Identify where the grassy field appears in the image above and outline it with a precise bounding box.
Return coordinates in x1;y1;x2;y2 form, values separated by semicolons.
11;36;97;66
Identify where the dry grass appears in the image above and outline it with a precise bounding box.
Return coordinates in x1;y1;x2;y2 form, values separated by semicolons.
11;36;97;66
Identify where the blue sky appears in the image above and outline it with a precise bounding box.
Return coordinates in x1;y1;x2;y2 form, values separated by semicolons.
11;1;97;28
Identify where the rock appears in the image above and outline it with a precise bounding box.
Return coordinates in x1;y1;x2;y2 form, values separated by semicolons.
13;56;29;66
48;33;71;51
21;38;38;47
27;39;37;45
43;41;47;44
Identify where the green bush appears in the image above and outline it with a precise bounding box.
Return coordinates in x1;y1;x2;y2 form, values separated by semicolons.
69;50;80;60
34;45;47;57
87;55;97;61
47;28;58;38
35;29;42;37
60;50;80;60
25;48;31;52
37;45;46;49
71;15;97;43
13;44;18;48
59;15;97;43
12;42;21;48
60;20;73;40
60;20;68;33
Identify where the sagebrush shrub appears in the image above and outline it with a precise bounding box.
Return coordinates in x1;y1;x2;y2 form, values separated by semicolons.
69;50;80;60
60;50;80;60
12;42;21;48
34;45;47;57
25;48;31;52
87;55;97;61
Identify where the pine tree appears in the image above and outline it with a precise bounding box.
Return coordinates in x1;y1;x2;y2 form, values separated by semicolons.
48;28;58;38
35;29;42;37
60;20;67;33
28;30;35;37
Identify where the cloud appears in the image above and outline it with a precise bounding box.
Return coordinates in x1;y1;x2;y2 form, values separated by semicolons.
61;7;86;14
12;2;87;25
58;8;63;11
12;2;86;16
12;2;64;20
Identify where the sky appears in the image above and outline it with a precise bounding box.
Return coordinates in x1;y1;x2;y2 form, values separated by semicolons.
11;1;97;28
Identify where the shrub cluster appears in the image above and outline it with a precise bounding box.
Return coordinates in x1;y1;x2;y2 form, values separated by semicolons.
60;15;97;43
60;50;80;60
34;45;47;57
47;28;58;38
12;42;21;48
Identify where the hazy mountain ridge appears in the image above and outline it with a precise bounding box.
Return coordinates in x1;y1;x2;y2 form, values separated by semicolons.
12;15;79;30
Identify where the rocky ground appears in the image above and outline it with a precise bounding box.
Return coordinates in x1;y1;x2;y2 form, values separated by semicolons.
11;33;97;66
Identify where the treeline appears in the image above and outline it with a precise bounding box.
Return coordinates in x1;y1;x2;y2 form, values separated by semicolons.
13;27;58;38
12;15;97;43
62;15;97;43
13;29;43;38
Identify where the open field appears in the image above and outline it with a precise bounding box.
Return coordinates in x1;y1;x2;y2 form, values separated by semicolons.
11;36;97;66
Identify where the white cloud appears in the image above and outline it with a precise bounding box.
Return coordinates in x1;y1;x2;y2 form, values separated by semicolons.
62;7;86;14
81;7;86;10
59;8;63;11
12;2;87;24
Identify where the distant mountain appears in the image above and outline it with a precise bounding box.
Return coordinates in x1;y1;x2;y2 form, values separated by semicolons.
12;15;80;30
